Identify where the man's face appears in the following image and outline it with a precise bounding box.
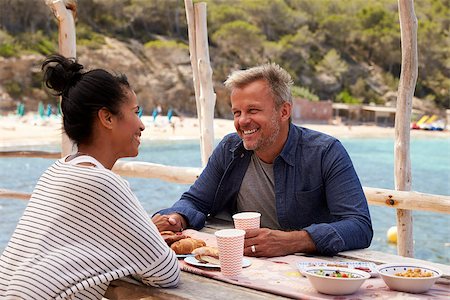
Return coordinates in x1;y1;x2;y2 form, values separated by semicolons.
231;79;290;162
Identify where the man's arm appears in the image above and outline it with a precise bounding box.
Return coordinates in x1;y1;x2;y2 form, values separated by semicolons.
155;137;231;230
304;140;373;255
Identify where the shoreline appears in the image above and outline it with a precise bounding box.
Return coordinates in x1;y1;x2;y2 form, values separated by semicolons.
0;114;449;148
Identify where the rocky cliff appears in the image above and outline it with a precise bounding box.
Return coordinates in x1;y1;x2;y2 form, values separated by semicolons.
0;37;440;118
0;37;232;118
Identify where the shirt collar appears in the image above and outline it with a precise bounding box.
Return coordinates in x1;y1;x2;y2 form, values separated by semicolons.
278;123;298;166
231;139;247;158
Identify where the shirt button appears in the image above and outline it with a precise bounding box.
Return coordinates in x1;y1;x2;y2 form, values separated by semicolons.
240;153;244;158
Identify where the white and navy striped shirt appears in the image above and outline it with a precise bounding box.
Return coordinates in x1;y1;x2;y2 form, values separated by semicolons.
0;156;180;299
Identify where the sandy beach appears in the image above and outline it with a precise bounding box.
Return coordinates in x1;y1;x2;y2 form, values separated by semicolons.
0;114;448;148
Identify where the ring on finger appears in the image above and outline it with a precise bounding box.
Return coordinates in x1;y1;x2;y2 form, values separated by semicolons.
251;245;256;253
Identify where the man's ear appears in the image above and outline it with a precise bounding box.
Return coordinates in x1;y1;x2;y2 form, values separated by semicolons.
280;102;291;121
98;108;114;129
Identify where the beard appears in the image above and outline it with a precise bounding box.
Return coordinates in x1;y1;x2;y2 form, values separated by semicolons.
243;109;280;152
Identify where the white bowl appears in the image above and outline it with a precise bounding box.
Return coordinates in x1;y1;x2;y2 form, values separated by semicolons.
303;266;370;295
377;263;442;293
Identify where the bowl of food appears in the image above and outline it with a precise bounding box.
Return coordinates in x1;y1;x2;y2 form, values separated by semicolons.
303;266;370;295
377;263;442;293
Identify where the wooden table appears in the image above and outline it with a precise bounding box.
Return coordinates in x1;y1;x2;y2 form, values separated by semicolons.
105;219;450;300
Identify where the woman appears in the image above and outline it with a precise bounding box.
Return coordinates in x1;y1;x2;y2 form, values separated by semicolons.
0;54;180;299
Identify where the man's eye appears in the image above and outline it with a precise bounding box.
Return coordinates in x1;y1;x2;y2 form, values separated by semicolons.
233;111;241;117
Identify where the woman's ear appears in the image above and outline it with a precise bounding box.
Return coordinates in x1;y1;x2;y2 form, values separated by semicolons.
98;108;114;129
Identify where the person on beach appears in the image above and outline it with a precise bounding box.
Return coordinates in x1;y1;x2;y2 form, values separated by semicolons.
0;54;180;299
153;63;373;257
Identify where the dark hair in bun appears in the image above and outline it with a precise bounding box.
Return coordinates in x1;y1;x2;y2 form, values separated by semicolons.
42;54;130;145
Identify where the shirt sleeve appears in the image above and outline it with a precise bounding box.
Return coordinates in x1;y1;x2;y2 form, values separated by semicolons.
157;139;229;229
303;140;373;255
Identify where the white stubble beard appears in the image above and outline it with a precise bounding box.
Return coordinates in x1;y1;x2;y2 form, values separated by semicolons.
244;108;280;152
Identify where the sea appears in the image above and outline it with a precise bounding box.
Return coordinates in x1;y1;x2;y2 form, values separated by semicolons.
0;136;449;264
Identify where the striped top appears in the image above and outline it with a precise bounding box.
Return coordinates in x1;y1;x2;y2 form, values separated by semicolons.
0;156;180;299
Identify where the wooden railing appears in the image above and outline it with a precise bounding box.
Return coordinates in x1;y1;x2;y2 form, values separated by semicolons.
1;151;449;215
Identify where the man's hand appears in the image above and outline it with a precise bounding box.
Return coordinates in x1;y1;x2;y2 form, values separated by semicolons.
243;228;317;257
152;213;187;232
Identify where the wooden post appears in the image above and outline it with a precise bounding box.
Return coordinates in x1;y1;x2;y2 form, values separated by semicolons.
395;0;418;257
45;0;77;157
184;0;215;166
194;3;216;166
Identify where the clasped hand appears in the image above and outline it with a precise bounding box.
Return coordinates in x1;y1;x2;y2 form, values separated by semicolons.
152;213;185;232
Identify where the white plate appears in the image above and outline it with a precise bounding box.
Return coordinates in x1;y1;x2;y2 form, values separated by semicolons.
176;254;195;258
297;261;378;277
184;256;252;268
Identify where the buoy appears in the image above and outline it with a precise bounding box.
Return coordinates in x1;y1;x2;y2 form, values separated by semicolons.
387;226;397;244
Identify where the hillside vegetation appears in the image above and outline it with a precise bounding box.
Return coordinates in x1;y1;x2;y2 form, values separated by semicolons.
0;0;448;117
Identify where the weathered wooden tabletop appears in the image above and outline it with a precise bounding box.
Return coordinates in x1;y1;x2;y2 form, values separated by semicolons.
104;219;450;300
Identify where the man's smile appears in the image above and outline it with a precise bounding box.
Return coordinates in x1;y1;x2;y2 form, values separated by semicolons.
243;128;258;135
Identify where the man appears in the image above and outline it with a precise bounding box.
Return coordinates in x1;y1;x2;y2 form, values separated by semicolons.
153;63;372;257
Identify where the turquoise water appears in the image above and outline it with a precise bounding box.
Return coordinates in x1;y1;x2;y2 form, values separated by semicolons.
0;137;449;264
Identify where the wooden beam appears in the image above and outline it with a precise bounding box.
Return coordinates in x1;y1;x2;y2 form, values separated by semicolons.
184;0;205;166
194;2;216;166
0;189;31;200
184;0;201;124
0;151;60;159
3;177;449;217
395;0;418;258
112;161;202;185
46;0;77;157
185;1;215;167
364;187;450;214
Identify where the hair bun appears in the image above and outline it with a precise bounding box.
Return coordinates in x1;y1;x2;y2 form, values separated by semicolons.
42;54;84;95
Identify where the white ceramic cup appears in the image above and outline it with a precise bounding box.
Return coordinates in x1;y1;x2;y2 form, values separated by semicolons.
232;212;261;230
215;229;246;277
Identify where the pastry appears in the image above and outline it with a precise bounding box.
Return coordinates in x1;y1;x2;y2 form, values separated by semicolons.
192;246;220;265
160;230;188;246
170;238;206;255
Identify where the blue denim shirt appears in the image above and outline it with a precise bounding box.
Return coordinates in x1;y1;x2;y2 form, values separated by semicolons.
159;124;373;255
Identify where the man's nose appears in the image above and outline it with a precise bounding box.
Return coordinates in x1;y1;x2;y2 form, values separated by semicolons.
239;113;251;126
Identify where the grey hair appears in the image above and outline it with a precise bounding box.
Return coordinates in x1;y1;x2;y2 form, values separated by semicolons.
224;63;294;107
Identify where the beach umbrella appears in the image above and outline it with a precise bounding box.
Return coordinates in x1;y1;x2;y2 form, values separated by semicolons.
46;104;53;117
19;103;25;117
168;108;173;123
38;102;45;118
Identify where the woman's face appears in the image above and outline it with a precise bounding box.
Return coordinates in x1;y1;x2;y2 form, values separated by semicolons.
112;88;145;158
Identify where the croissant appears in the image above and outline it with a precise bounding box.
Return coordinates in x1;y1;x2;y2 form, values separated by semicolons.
192;246;220;265
170;238;206;255
160;231;188;246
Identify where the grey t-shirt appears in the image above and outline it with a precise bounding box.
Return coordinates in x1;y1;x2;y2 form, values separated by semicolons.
236;153;281;229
